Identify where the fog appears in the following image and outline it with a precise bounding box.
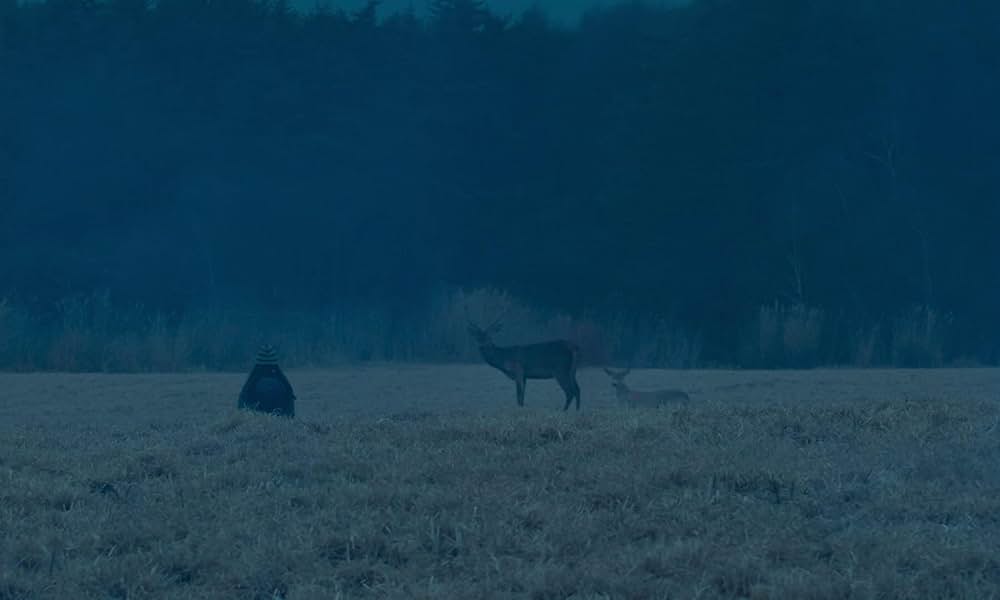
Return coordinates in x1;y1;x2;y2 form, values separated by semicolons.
300;0;621;24
1;0;998;369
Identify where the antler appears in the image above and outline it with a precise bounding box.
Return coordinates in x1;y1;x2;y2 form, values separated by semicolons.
485;302;511;334
485;313;505;333
464;291;511;336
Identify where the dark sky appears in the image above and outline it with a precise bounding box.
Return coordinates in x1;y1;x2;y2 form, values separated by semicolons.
301;0;687;24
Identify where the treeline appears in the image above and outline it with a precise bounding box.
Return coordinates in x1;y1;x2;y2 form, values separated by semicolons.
1;0;998;369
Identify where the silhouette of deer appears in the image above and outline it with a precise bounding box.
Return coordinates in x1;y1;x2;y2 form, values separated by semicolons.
467;312;581;411
604;367;689;408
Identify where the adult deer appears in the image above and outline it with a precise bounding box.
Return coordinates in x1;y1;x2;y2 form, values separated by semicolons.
467;314;582;411
604;367;689;408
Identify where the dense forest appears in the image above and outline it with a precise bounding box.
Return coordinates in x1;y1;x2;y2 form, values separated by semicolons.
0;0;998;369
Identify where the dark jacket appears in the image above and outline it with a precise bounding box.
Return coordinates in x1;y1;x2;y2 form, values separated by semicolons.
238;364;296;418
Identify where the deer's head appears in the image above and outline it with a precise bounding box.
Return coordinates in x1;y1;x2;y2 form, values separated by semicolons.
604;367;631;392
467;320;502;347
466;303;509;348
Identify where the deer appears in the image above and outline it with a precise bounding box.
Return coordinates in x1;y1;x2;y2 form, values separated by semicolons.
467;310;582;411
604;367;689;408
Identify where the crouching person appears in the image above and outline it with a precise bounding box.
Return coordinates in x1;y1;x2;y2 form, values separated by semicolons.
238;344;296;418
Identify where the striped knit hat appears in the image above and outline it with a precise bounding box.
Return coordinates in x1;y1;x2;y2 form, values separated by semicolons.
255;344;279;365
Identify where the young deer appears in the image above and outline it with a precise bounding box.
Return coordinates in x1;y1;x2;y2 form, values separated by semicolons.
468;317;582;411
604;368;689;408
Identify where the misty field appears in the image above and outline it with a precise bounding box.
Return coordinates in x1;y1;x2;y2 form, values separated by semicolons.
2;366;1000;599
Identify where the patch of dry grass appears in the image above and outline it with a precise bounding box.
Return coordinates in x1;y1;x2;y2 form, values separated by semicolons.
2;368;1000;598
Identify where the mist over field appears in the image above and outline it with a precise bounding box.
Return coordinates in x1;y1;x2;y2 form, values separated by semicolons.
2;0;999;369
295;0;664;24
3;4;1000;596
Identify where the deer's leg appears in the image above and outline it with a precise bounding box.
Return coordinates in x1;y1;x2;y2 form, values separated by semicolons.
557;374;576;411
509;363;526;407
571;378;581;411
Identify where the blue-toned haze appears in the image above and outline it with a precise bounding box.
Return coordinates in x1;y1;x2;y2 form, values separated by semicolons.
3;0;999;369
300;0;685;24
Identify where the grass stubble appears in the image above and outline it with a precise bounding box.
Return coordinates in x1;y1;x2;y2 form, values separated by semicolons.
1;367;1000;599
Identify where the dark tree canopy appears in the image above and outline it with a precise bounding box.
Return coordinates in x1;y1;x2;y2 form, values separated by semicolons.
1;0;999;366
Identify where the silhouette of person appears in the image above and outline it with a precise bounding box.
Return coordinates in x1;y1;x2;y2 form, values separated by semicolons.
238;344;296;418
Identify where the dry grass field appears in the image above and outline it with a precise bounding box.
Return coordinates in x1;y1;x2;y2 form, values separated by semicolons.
2;366;1000;599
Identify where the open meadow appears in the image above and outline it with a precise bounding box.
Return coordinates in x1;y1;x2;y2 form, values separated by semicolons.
2;366;1000;599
